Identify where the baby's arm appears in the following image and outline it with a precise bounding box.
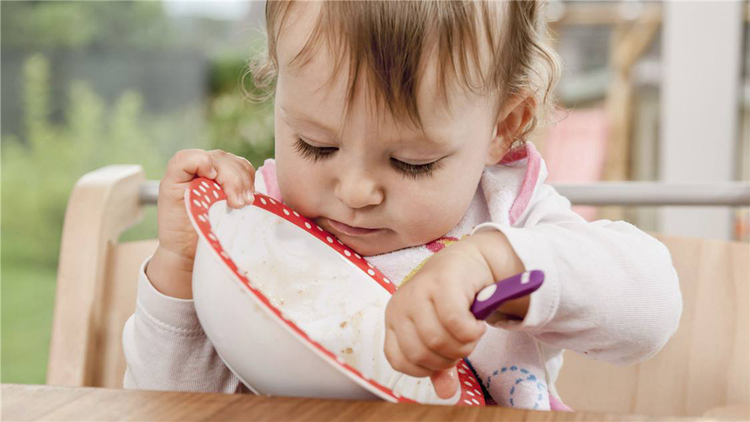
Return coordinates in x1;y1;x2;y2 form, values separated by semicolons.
122;257;243;392
122;149;257;391
475;183;683;365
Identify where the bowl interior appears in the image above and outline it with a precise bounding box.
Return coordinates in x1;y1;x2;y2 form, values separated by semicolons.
186;178;486;406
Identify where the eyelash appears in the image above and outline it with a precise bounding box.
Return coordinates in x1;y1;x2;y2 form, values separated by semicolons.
293;137;440;179
293;137;337;163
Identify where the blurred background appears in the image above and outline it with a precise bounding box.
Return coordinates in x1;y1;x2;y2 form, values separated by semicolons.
1;0;748;385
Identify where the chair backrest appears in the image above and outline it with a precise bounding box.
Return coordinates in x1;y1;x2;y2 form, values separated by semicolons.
557;234;749;417
47;165;157;388
47;165;749;417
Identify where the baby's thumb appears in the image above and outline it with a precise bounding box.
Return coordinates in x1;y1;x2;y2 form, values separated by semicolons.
430;368;458;399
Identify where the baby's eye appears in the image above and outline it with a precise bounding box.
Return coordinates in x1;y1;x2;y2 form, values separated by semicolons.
294;137;337;162
390;158;441;180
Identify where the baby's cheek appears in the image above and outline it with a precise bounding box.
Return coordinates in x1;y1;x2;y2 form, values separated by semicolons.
276;159;323;214
398;194;464;243
283;182;322;218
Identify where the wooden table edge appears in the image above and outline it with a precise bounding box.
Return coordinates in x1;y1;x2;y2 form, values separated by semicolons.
1;384;708;421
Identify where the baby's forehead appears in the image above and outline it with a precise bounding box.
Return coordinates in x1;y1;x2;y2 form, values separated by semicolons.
274;1;505;129
277;55;493;146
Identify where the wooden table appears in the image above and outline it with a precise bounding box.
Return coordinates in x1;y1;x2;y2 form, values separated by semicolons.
2;384;701;421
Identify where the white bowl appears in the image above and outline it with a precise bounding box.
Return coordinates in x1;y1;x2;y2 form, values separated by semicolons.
186;178;486;406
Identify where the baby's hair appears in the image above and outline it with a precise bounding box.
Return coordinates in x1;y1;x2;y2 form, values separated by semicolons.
247;0;561;146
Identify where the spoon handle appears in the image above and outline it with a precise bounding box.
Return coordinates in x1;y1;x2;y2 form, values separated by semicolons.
470;270;544;321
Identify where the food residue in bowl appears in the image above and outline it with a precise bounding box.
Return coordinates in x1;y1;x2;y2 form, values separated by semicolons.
208;206;456;404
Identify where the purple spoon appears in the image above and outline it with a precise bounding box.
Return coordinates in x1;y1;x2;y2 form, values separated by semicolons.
470;270;544;320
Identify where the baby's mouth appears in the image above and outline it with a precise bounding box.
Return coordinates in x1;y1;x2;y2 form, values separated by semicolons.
326;218;383;237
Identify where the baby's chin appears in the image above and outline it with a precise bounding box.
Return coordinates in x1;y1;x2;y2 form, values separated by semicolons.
345;232;436;258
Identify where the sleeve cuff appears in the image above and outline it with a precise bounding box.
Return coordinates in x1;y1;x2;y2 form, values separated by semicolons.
137;256;204;334
471;223;561;332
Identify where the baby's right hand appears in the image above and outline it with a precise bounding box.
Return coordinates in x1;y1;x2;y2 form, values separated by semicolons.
147;149;256;299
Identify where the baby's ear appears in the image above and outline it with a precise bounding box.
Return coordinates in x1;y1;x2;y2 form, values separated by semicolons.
485;93;536;165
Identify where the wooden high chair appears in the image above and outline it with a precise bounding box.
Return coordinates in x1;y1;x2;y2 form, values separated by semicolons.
47;165;749;418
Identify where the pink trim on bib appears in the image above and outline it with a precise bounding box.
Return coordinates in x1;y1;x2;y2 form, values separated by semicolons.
502;144;542;226
499;146;529;165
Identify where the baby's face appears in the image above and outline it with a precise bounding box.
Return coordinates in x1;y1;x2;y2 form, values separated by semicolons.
273;9;502;256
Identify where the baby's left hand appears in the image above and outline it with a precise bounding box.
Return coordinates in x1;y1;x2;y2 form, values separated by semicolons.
384;236;497;399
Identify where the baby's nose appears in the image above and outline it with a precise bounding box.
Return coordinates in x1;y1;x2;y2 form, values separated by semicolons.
334;170;384;209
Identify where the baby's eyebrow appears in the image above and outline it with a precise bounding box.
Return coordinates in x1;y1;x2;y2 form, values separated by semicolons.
281;104;451;148
280;105;338;136
389;126;453;149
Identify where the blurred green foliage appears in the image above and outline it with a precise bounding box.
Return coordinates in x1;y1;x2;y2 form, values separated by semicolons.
208;55;275;165
1;50;276;267
1;263;58;384
1;1;176;49
2;54;196;266
2;43;275;383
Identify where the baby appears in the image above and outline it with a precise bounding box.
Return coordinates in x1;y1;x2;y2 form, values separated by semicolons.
123;0;682;410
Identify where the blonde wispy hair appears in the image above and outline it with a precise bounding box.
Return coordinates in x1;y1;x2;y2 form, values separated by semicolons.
248;0;561;145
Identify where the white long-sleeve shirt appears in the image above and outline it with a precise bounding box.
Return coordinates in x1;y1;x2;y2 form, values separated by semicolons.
123;144;682;410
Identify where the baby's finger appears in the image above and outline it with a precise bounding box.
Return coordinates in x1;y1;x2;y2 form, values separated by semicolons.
229;158;256;205
411;305;478;360
212;153;256;208
384;328;432;378
430;368;459;399
215;165;254;209
433;283;486;343
236;155;257;179
395;319;460;372
164;149;217;185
